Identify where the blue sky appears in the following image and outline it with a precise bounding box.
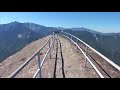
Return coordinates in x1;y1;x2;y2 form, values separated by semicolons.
0;12;120;33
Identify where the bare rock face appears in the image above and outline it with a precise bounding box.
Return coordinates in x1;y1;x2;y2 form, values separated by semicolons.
0;35;120;78
0;35;50;78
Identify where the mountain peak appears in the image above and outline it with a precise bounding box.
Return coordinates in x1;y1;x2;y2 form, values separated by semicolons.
10;21;20;24
80;27;87;29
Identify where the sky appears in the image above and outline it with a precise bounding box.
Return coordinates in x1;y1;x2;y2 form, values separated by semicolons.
0;12;120;33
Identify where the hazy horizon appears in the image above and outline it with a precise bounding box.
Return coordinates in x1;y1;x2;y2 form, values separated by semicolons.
0;12;120;33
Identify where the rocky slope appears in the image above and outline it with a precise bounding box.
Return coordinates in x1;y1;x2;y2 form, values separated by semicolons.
0;35;51;78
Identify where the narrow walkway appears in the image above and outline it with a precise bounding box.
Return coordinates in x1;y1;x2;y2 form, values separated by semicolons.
0;34;101;78
41;35;99;78
57;35;99;78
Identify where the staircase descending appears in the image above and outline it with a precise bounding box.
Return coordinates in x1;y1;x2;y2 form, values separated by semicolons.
1;31;120;78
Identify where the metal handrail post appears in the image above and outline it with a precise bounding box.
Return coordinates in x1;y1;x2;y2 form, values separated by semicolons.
37;51;41;78
49;39;51;59
8;35;53;78
61;34;104;78
84;45;88;68
52;33;54;52
71;35;72;40
33;38;55;78
76;40;79;53
61;31;120;71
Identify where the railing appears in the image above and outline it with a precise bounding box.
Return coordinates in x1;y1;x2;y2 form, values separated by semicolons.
8;31;120;78
8;33;55;78
60;31;120;78
33;38;55;78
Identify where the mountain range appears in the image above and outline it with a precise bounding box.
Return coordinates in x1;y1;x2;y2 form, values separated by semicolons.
64;30;120;66
0;21;59;62
0;21;120;66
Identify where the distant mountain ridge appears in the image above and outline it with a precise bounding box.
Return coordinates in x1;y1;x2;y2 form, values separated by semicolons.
68;27;103;34
0;21;120;66
0;21;59;62
65;30;120;66
54;26;120;35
